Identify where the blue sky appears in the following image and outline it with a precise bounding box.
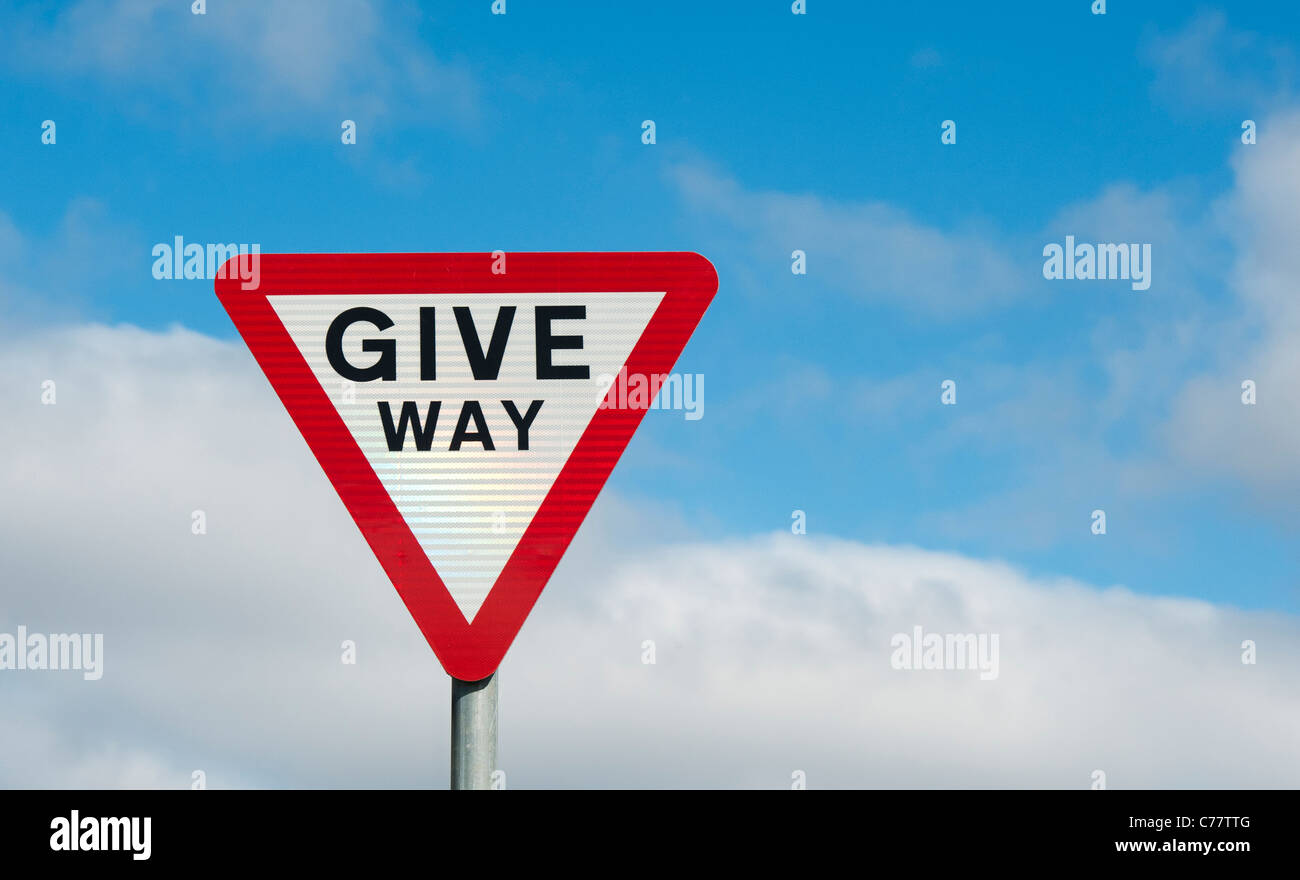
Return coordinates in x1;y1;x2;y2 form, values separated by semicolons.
2;0;1298;619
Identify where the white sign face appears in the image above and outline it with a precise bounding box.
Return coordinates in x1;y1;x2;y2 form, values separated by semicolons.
269;291;664;621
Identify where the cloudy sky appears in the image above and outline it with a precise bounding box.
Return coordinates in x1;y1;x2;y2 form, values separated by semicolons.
0;0;1297;788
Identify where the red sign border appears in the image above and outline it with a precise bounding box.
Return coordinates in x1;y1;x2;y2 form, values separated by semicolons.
216;252;717;680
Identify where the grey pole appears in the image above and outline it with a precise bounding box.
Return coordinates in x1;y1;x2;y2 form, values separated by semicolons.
450;673;498;790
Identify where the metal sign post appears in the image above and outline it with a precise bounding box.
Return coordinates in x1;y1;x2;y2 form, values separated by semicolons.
451;673;498;790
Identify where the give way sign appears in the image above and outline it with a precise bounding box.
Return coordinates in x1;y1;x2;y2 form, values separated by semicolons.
216;252;717;680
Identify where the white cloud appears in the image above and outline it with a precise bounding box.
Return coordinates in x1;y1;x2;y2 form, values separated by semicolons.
1165;110;1300;501
0;323;1296;788
1145;11;1296;113
1046;181;1226;297
668;162;1025;315
8;0;477;132
753;121;1297;539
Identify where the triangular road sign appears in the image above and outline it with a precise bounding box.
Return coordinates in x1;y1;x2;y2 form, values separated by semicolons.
216;252;716;680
